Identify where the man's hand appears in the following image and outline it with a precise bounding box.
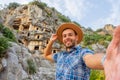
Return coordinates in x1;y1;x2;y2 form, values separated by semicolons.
43;34;58;62
50;34;58;42
104;25;120;80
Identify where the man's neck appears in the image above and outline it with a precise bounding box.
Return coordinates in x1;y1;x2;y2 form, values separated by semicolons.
66;48;70;52
66;45;78;52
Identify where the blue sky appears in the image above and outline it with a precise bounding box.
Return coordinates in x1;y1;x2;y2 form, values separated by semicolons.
0;0;120;31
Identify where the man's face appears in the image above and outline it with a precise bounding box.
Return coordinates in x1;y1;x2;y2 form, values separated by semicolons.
62;29;78;48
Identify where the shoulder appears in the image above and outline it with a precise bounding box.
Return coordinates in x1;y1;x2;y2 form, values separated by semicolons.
76;45;93;52
79;46;94;57
52;51;65;58
52;51;66;63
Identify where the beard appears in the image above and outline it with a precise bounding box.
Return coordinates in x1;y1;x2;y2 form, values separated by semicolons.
65;39;76;49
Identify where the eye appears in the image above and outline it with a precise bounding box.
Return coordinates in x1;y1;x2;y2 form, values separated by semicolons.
62;34;66;38
69;33;73;36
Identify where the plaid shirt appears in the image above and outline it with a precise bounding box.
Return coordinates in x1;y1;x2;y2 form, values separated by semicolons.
53;45;94;80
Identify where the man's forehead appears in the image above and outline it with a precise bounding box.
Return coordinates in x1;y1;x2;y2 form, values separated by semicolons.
62;29;74;33
62;28;77;35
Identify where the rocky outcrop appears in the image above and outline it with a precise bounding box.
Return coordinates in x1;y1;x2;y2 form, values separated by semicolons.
0;42;56;80
0;2;62;80
0;4;62;54
97;24;115;35
104;24;115;35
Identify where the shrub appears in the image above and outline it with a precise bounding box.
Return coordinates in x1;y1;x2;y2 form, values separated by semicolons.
73;21;81;26
0;23;4;31
52;7;55;11
2;27;16;42
29;1;47;9
0;36;10;57
0;24;16;42
90;70;105;80
7;2;20;9
27;59;37;74
105;34;112;41
83;33;106;46
58;13;71;22
96;28;103;32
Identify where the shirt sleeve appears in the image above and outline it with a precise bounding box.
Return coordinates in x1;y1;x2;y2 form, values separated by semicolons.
82;48;94;57
52;52;61;63
52;53;58;63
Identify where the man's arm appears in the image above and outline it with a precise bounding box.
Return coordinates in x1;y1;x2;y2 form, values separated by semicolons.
43;34;58;62
83;53;105;70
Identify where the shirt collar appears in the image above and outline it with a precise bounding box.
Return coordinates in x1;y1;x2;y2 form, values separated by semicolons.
65;45;82;53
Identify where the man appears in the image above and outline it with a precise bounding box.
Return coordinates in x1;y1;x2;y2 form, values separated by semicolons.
43;23;104;80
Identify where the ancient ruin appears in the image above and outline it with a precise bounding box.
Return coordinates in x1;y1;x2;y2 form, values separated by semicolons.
2;4;62;54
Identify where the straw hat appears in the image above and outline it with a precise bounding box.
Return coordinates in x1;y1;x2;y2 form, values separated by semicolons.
56;23;83;44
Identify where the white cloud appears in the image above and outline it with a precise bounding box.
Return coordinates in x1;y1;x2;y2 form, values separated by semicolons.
64;0;85;20
41;0;63;12
1;0;120;30
41;0;90;22
108;0;120;24
91;0;120;30
0;0;32;5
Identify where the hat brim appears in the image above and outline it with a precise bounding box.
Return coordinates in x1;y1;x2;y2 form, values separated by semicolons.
56;23;83;44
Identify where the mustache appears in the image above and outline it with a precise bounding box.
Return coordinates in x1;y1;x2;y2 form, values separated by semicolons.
64;38;72;43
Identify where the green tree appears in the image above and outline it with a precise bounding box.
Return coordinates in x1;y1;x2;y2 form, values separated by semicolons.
7;2;20;9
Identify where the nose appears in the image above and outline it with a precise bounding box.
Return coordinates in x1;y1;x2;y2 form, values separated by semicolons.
64;35;71;42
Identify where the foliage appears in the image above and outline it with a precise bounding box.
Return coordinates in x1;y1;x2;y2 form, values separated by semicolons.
0;23;17;42
102;34;112;48
83;33;101;46
90;70;105;80
0;36;10;57
51;7;55;11
58;13;71;22
87;27;93;32
73;21;81;26
7;2;20;9
0;23;4;31
105;34;112;41
83;32;112;48
29;1;47;9
87;45;93;50
2;27;16;42
83;33;105;46
27;59;37;74
96;28;103;32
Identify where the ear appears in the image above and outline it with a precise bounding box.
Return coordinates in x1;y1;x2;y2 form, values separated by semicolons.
75;35;79;41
